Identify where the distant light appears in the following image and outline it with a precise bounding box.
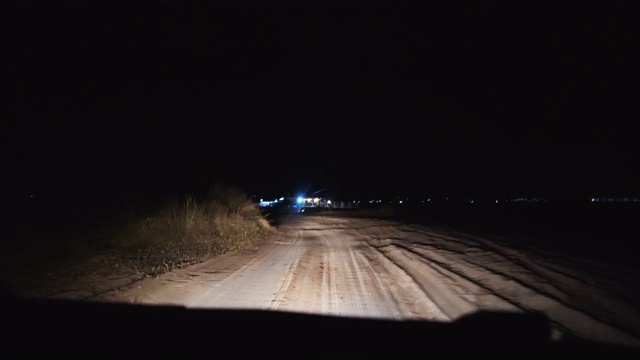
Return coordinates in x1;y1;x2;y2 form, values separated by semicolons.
297;197;304;204
279;197;285;201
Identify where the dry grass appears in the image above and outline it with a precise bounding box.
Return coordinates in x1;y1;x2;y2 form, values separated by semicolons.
1;184;274;297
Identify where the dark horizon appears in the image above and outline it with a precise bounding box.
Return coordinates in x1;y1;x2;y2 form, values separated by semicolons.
5;1;640;208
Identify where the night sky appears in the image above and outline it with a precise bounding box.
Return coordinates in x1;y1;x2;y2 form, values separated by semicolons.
4;1;640;206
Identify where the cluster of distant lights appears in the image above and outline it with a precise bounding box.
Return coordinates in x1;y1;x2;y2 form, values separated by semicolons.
371;197;640;205
259;196;640;208
258;197;286;207
258;196;333;208
296;196;331;207
590;197;640;203
370;197;549;204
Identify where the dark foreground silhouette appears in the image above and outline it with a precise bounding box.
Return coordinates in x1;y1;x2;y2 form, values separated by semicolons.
2;294;639;359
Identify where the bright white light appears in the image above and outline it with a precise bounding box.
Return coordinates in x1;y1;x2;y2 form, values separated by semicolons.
297;197;304;204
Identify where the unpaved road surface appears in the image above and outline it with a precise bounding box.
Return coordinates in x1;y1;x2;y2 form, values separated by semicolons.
93;213;640;352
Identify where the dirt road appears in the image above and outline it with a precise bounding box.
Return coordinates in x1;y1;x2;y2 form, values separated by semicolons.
96;214;449;321
95;213;640;350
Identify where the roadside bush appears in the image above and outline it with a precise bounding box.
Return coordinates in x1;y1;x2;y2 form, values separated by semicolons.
3;183;274;297
112;184;273;276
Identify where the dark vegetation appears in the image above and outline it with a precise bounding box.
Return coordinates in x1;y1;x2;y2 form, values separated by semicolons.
1;183;272;297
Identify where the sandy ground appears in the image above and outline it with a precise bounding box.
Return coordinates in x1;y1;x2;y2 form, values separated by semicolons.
40;214;640;351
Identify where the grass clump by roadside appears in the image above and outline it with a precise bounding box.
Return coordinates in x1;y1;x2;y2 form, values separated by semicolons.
0;183;274;298
113;185;272;276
